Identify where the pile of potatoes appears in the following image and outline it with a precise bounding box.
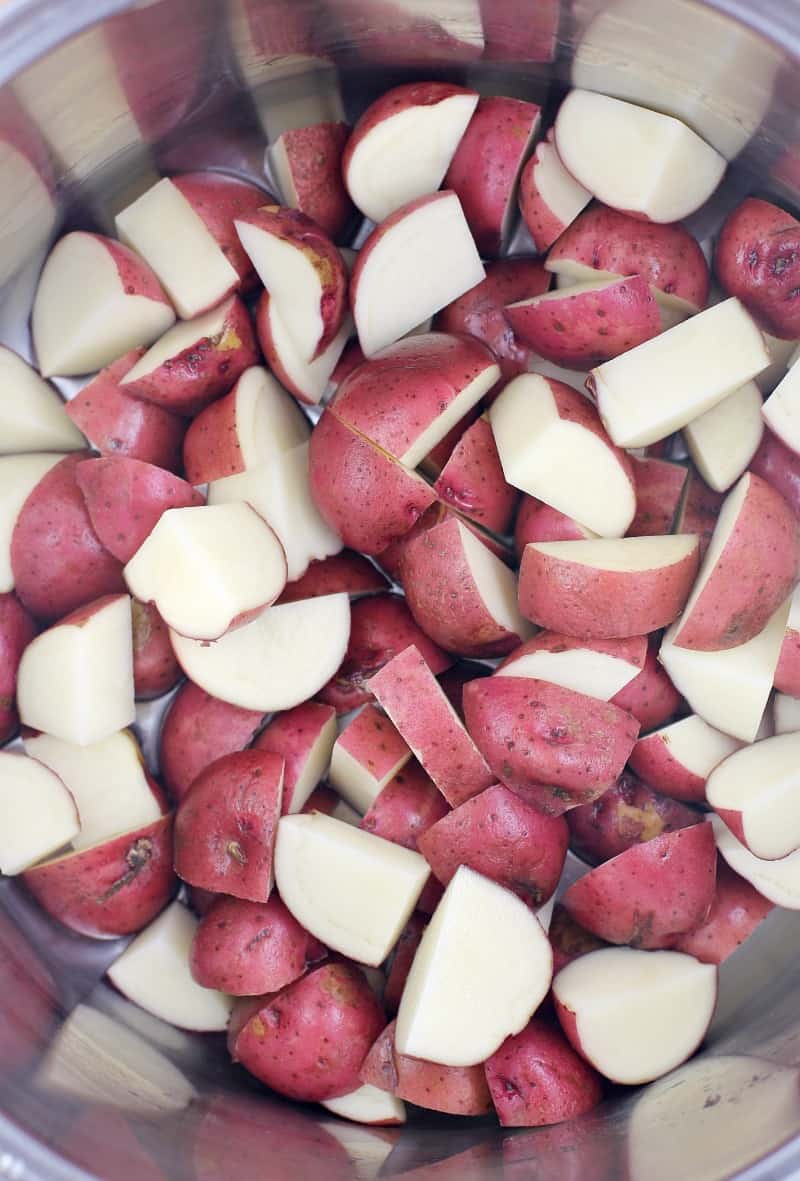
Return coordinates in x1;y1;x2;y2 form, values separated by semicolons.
2;75;800;1132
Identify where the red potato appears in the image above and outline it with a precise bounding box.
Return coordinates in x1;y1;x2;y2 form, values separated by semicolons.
498;631;647;702
610;639;683;730
507;275;661;370
65;351;187;474
318;592;452;714
120;295;259;416
131;599;180;700
628;456;688;537
375;501;455;582
437;257;550;381
253;702;337;814
308;409;436;557
714;198;800;339
629;714;743;804
255;289;352;407
444;96;541;258
384;912;427;1015
361;760;450;850
328;339;366;395
518;134;592;254
277;551;389;605
565;771;702;865
562;823;717;948
750;426;800;519
0;593;36;742
75;457;204;564
672;472;800;651
187;885;217;917
168;171;269;295
418;783;568;907
518;534;701;639
546;204;710;313
434;416;519;533
673;469;724;559
270;121;354;240
360;1020;492;1116
174;750;284;900
229;961;386;1102
485;1018;603;1128
705;731;800;860
673;858;774;964
22;815;176;939
549;904;609;975
159;679;266;802
190;894;325;995
514;496;596;557
437;660;491;722
10;452;125;622
775;590;800;694
462;676;639;815
0;911;56;1077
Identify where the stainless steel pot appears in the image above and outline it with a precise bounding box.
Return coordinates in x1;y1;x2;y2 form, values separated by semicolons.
1;1;800;1177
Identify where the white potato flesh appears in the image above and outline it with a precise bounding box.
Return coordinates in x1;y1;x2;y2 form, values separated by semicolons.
235;222;324;362
773;693;800;736
398;364;499;470
322;1083;406;1125
550;262;697;319
331;797;362;826
233;366;310;466
329;722;412;814
490;374;636;537
207;442;342;582
284;712;338;815
762;356;800;455
32;233;175;378
121;297;236;386
645;715;743;778
17;595;136;747
531;139;592;229
0;452;64;591
116;178;237;320
459;522;533;639
107;902;233;1032
757;334;799;395
395;865;553;1067
553;947;717;1085
0;752;79;875
683;381;764;492
712;814;800;909
497;647;640;699
0;347;84;454
124;503;287;640
591;299;770;448
531;533;698;572
659;597;790;742
268;299;352;404
274;812;429;966
24;730;161;850
169;593;350;712
346;93;478;223
354;192;485;357
706;732;800;860
554;90;726;223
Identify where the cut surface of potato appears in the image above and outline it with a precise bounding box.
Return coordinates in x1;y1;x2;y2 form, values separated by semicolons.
762;357;800;455
329;705;412;814
321;1083;406;1125
497;641;642;700
0;751;79;875
706;732;800;860
0;452;65;591
683;381;764;493
0;347;84;455
712;814;800;909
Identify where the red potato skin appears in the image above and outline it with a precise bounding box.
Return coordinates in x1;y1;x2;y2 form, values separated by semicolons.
750;427;800;519
159;679;266;802
463;677;640;815
498;630;647;679
173;750;284;901
65;351;187;473
377;500;450;582
75;456;204;564
674;858;774;964
361;760;450;849
518;140;582;254
506;275;661;370
443;97;541;258
0;910;56;1077
423;406;481;476
10;453;126;622
300;784;339;816
132;599;180;700
565;771;702;864
0;593;36;742
714;198;800;338
277;551;389;604
252;701;336;814
121;296;259;415
22;816;176;939
628;729;708;804
384;912;427;1015
549;903;609;975
308;409;436;556
674;470;724;559
418;782;568;907
360;1020;492;1116
673;473;800;651
255;290;338;407
181;377;251;484
187;885;217;917
229;962;386;1102
514;496;595;557
628;457;688;537
317;592;452;714
775;626;800;695
276;122;353;241
437;660;491;722
437;258;550;381
170;172;270;293
610;639;683;730
95;232;173;308
434;416;519;533
190;894;325;995
328;339;366;394
547;205;710;311
563;823;717;948
518;539;700;639
485;1018;603;1128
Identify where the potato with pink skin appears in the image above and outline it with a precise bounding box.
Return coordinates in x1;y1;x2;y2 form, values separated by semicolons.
628;457;688;537
563;823;717;948
168;172;270;295
252;702;337;814
419;783;568;907
514;497;596;556
775;588;800;694
674;859;774;964
437;660;490;722
705;731;800;861
190;894;325;995
714;198;800;339
673;469;724;559
229;961;386;1102
255;289;352;407
506;276;661;370
610;640;683;730
308;409;436;557
434;416;518;533
132;600;180;700
462;676;639;815
444;97;541;257
0;593;36;742
565;772;702;865
518;134;592;254
360;1020;492;1116
10;453;125;622
361;761;450;850
384;913;426;1015
750;427;800;519
328;703;411;814
22;815;176;939
76;457;204;564
497;631;647;701
270;122;353;239
277;551;389;605
484;1018;603;1127
174;750;283;900
629;714;743;804
549;904;609;975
